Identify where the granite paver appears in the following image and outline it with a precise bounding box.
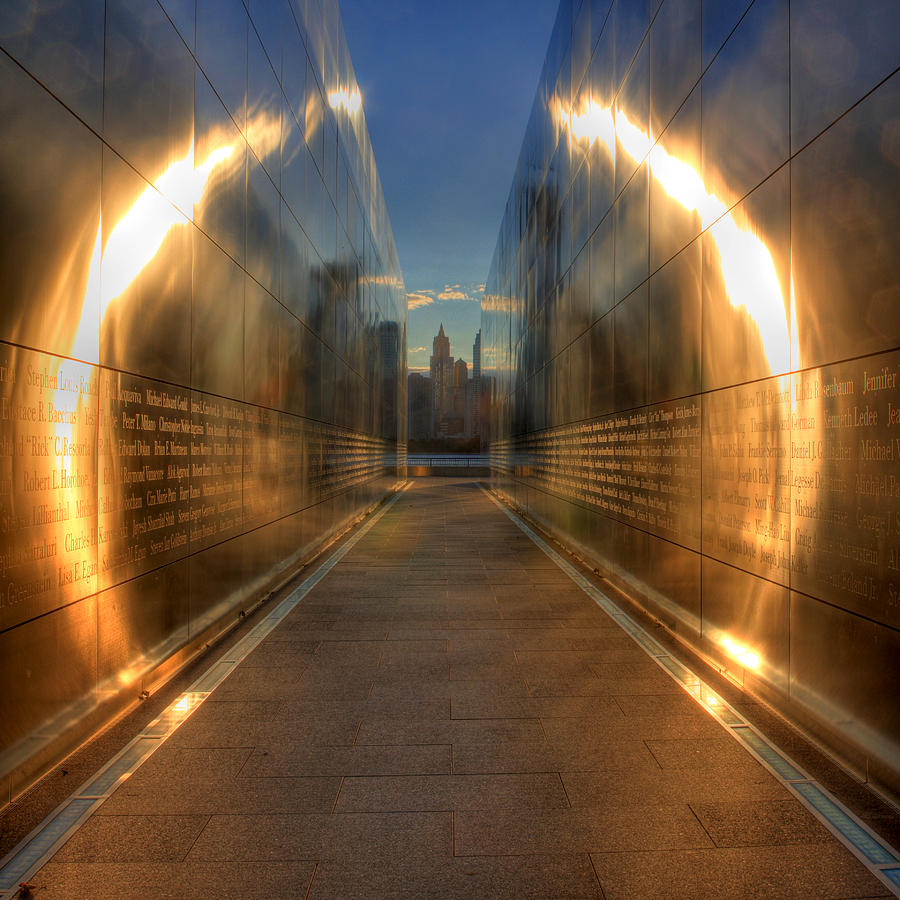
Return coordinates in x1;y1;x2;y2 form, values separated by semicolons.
27;479;894;897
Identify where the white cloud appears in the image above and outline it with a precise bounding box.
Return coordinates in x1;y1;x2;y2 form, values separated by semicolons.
407;292;435;310
409;282;485;307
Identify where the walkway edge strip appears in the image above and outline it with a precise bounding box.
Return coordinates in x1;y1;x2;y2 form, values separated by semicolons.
0;484;410;898
481;485;900;898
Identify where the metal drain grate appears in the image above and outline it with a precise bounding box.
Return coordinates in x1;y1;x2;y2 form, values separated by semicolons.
0;799;95;893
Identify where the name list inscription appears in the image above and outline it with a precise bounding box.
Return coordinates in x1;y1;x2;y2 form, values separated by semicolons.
498;350;900;628
1;342;392;631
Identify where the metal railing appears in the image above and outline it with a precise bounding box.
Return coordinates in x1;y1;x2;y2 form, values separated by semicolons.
406;454;490;467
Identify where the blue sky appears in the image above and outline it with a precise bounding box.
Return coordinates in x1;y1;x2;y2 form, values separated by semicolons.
338;0;560;370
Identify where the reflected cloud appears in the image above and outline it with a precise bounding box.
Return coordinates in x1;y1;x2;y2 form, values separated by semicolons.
245;105;284;162
328;86;362;115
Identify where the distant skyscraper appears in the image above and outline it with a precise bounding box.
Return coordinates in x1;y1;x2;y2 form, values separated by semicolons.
407;372;432;440
453;358;468;403
378;320;401;438
472;329;482;440
473;329;481;380
452;358;469;434
429;323;454;435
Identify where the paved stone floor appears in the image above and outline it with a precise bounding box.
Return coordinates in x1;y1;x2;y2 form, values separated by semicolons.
27;480;895;897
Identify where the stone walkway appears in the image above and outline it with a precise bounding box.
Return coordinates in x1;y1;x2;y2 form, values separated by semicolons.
28;479;892;897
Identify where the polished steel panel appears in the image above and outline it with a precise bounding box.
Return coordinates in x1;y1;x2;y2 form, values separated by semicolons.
99;147;193;386
791;74;900;370
701;164;790;391
572;0;592;97
281;205;312;326
0;54;101;363
613;0;649;91
649;86;700;272
158;0;195;50
247;24;282;184
648;239;700;404
700;0;753;68
588;313;614;418
613;284;648;410
246;156;282;300
0;346;100;629
194;68;247;267
0;597;98;771
248;0;290;79
572;161;592;260
614;161;648;301
589;211;615;324
571;244;591;340
570;332;590;423
701;377;791;585
790;350;900;629
282;103;307;225
649;0;700;138
0;0;104;131
96;559;190;692
191;228;245;400
614;37;649;196
701;555;789;693
196;0;247;130
645;534;700;634
103;0;194;193
282;13;308;129
700;0;788;208
790;591;900;784
244;278;285;410
790;0;899;151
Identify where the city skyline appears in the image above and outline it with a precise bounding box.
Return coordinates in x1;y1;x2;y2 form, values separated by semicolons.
338;0;559;370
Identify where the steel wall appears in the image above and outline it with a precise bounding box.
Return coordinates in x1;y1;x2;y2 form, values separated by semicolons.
0;0;406;804
483;0;900;794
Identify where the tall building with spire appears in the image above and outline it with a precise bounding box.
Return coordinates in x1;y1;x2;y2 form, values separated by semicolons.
429;323;454;435
472;328;482;440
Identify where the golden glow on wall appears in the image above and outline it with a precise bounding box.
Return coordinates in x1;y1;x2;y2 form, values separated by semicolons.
563;99;791;376
568;100;616;161
53;139;240;567
101;144;235;318
720;635;761;670
69;140;237;363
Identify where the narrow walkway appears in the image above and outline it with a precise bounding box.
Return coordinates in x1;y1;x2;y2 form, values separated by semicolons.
25;480;895;897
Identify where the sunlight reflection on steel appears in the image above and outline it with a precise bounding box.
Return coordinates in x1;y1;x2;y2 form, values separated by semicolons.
46;139;240;624
721;635;761;670
99;143;235;320
561;100;791;376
